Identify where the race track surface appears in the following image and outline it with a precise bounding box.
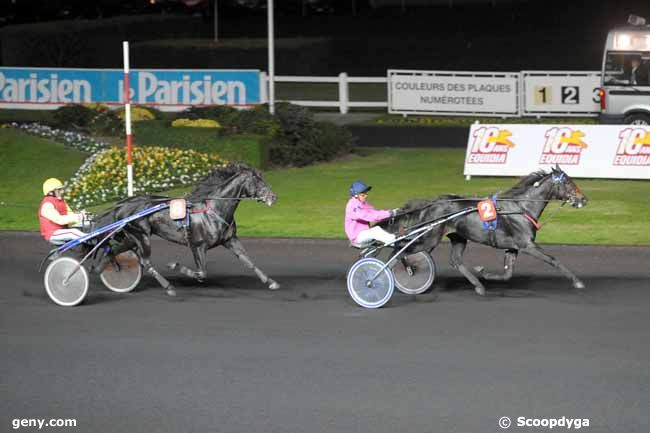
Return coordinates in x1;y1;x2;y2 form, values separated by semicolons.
2;232;649;433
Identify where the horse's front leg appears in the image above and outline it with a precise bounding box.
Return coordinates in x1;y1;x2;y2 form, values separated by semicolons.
224;236;280;290
521;243;585;289
168;244;208;282
475;249;518;281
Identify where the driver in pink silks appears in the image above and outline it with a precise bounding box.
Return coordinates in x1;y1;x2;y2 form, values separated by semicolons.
345;181;399;245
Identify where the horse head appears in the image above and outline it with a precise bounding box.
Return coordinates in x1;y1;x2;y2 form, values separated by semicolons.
544;165;588;208
238;165;277;206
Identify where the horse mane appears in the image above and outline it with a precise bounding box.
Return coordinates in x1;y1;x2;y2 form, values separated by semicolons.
502;170;549;197
187;163;259;200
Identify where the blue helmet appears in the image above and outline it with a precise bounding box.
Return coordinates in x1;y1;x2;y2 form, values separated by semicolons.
349;181;371;196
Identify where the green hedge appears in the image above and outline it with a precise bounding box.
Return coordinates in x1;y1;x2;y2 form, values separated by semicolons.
132;120;268;169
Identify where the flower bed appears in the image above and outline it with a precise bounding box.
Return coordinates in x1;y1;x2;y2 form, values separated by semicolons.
66;146;228;208
10;122;109;153
171;118;221;128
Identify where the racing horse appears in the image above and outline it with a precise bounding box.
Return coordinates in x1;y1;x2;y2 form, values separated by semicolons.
95;163;279;296
381;165;588;295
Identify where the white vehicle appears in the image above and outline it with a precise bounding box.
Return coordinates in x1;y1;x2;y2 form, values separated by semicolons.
599;15;650;125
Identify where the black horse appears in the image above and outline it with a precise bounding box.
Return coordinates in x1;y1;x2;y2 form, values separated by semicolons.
95;163;279;296
381;165;588;295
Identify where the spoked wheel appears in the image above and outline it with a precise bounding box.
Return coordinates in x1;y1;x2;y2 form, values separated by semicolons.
391;251;436;295
347;258;394;308
99;250;142;293
44;257;89;307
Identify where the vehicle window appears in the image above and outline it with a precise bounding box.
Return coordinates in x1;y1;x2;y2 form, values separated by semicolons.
604;52;650;86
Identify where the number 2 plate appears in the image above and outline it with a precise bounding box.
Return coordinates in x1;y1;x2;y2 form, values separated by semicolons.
477;200;497;222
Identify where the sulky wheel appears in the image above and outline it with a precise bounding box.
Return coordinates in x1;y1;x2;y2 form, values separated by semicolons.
391;251;436;295
346;257;394;308
99;250;142;293
44;257;89;307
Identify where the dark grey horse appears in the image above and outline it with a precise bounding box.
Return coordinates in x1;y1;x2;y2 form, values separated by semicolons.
96;163;278;297
381;165;588;295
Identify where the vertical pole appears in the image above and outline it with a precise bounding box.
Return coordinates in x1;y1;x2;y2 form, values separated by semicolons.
338;72;349;114
123;41;134;197
268;0;275;114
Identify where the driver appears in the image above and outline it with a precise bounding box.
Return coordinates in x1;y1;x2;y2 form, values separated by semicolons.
39;178;86;244
345;181;398;245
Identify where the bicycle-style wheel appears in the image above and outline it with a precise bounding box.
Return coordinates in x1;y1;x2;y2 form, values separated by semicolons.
99;250;142;293
347;258;394;308
44;257;89;306
391;251;435;295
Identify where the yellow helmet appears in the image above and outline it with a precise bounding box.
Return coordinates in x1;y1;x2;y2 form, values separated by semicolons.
42;178;64;195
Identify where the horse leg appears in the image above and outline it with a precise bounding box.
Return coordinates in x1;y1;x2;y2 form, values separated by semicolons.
475;249;518;281
448;233;486;296
521;243;585;289
224;236;280;290
129;232;177;296
168;244;207;282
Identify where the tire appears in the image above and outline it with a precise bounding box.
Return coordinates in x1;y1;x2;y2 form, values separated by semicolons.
624;113;650;125
391;251;436;295
44;257;89;307
347;258;394;309
99;250;142;293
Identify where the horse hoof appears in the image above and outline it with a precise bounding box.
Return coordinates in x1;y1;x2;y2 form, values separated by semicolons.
269;281;280;290
167;262;179;270
474;286;486;296
574;281;585;290
166;286;177;297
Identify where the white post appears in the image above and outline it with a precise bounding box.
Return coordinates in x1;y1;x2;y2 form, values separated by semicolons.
122;41;133;197
338;72;349;114
267;0;275;114
260;71;268;104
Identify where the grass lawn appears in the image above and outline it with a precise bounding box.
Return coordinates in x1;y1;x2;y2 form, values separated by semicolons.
2;128;648;245
0;128;88;230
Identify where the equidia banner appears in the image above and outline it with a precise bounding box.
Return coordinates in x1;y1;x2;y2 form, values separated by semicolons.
0;68;261;110
464;124;650;180
388;69;520;116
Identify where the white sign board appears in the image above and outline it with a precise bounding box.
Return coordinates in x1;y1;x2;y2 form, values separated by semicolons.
388;70;520;116
464;124;650;180
522;71;601;116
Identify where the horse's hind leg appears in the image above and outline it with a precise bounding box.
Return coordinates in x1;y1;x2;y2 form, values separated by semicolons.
475;249;518;281
224;236;280;290
521;243;585;289
448;233;486;296
129;232;177;297
168;245;207;282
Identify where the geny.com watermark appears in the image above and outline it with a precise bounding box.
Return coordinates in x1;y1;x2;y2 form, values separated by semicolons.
11;418;77;430
499;416;590;430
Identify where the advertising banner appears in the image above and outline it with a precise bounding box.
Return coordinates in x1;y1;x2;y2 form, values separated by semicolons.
388;69;520;116
0;68;261;110
464;124;650;180
522;71;601;116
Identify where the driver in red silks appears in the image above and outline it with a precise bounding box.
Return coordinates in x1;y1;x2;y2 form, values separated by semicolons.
39;178;86;244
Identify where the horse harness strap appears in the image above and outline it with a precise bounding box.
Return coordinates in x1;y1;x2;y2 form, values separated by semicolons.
190;201;231;226
523;213;542;231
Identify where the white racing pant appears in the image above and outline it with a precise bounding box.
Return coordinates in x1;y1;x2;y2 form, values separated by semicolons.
355;226;396;245
49;228;86;245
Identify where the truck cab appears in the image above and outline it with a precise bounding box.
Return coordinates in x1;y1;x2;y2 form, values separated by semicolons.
599;16;650;125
